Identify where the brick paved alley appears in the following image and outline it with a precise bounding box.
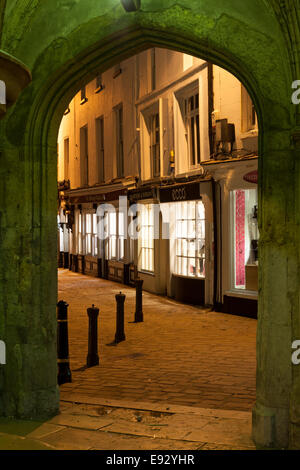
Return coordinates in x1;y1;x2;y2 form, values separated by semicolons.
58;270;257;412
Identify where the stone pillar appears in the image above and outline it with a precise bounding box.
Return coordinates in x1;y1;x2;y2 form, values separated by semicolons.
252;128;295;448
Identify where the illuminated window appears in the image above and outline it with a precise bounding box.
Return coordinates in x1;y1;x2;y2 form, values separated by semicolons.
105;210;125;261
138;204;154;273
232;189;258;290
174;201;205;278
92;213;98;256
80;86;88;104
78;212;83;254
80;125;88;187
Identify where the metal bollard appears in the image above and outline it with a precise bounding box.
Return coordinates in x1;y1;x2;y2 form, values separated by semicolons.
134;279;144;323
87;305;100;368
57;300;72;385
115;292;126;344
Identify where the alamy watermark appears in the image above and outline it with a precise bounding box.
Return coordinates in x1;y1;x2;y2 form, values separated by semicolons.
292;341;300;365
292;340;300;366
0;340;6;365
292;80;300;105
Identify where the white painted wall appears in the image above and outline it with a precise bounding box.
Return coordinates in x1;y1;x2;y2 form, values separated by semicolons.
58;49;254;187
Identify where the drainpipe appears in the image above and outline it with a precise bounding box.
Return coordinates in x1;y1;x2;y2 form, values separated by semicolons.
208;62;214;156
212;178;218;310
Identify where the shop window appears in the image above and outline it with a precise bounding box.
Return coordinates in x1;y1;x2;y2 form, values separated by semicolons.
95;116;105;183
232;189;258;290
174;201;205;278
138;204;154;273
76;212;98;257
183;54;193;71
58;215;64;253
105;210;125;261
80;125;88;187
78;212;83;254
140;101;163;180
86;214;92;255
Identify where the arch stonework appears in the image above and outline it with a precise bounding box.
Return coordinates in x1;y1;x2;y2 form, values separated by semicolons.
0;0;299;448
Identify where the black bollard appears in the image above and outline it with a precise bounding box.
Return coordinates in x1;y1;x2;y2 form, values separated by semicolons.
57;300;72;385
134;279;144;323
115;292;126;344
87;305;100;368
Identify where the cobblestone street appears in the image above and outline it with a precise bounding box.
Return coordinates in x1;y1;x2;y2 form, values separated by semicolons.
58;270;257;412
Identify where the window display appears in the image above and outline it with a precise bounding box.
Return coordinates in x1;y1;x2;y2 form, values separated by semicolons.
174;200;205;278
138;204;154;273
233;189;258;290
104;210;125;261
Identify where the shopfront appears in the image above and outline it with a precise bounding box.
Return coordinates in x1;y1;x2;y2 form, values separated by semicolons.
203;156;258;318
159;179;214;306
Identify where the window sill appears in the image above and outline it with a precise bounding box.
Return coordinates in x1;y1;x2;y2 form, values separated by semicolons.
138;270;155;277
95;85;104;94
172;273;205;281
225;289;258;300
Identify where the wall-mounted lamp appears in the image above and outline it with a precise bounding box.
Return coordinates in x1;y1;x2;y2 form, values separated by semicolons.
120;0;140;12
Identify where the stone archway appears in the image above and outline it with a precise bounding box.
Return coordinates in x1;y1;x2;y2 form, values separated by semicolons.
0;1;298;449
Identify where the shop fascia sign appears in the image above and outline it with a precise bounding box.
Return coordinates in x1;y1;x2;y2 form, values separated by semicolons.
0;340;6;365
243;170;258;184
159;182;202;204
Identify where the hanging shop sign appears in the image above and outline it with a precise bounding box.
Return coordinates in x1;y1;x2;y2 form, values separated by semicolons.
159;182;202;203
243;170;258;184
128;187;157;204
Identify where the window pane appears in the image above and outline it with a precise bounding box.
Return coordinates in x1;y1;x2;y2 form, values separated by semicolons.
174;200;205;279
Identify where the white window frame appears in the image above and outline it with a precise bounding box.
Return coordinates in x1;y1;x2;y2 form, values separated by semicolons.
174;200;205;279
138;204;155;273
115;104;124;178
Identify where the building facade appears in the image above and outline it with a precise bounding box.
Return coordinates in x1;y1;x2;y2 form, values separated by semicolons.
58;48;258;317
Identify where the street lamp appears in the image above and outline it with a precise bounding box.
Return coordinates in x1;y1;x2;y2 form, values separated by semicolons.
120;0;140;12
